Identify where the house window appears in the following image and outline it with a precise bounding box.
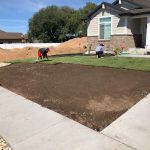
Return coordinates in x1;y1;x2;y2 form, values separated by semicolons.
99;17;111;40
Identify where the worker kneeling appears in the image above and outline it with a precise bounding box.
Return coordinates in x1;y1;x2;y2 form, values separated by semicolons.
95;43;104;58
38;48;50;60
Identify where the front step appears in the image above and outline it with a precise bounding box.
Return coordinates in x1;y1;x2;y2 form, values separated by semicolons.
127;48;148;55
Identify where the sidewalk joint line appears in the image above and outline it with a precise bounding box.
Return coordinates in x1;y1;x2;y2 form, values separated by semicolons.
100;133;137;150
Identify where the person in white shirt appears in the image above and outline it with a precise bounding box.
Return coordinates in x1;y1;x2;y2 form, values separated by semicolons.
95;43;104;58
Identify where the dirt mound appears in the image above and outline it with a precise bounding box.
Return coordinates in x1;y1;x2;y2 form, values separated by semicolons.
50;37;87;55
0;37;87;62
0;47;38;62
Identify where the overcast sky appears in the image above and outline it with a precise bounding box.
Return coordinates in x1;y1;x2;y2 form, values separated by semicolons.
0;0;112;34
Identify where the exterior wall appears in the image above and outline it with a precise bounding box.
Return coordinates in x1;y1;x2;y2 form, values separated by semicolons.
87;7;127;38
87;36;98;50
87;35;141;51
110;35;142;49
87;18;98;36
0;43;60;49
87;36;110;50
112;15;126;34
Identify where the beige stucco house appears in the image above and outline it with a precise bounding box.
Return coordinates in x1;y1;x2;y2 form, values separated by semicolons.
85;0;150;50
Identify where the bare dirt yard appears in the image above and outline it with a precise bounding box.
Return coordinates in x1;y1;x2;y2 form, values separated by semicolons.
0;63;150;131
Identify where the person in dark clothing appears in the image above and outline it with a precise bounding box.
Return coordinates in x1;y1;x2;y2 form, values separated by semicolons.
95;43;104;58
38;48;50;60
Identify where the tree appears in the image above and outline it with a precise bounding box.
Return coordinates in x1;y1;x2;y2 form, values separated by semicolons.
28;3;97;42
28;6;74;42
64;2;97;37
78;2;97;36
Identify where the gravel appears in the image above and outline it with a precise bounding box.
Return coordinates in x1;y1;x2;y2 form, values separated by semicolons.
0;137;12;150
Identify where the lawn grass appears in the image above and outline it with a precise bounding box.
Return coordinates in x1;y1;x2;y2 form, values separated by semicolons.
9;55;150;71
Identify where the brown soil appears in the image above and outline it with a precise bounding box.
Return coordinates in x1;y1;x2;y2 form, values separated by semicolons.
0;37;87;62
0;63;150;131
0;47;39;62
50;37;87;55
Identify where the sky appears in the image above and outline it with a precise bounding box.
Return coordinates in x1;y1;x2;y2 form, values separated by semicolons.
0;0;112;34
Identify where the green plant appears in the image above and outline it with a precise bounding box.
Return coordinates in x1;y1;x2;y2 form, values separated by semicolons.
8;56;150;71
114;48;122;55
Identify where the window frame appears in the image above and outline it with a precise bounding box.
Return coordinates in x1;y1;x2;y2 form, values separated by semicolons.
98;16;112;40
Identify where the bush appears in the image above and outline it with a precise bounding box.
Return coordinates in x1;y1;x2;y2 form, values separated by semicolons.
114;48;122;55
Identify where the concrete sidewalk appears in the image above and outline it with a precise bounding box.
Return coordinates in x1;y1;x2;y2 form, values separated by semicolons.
0;63;11;67
102;94;150;150
0;87;134;150
119;54;150;58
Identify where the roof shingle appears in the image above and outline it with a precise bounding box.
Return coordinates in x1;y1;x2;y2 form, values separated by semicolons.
125;0;150;7
86;0;150;19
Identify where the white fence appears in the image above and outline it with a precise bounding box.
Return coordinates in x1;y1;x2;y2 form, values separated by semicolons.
0;43;61;49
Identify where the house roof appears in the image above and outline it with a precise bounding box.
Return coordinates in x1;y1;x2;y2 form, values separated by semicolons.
120;8;150;16
113;0;150;8
85;2;128;20
0;30;23;40
126;0;150;6
85;0;150;19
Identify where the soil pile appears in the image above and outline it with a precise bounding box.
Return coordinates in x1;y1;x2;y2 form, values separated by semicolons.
0;37;87;62
50;37;87;55
0;47;38;62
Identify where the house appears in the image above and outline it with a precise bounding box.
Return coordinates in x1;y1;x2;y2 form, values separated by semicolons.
0;30;27;44
85;0;150;50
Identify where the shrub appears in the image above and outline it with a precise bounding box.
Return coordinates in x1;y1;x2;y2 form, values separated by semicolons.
114;48;122;55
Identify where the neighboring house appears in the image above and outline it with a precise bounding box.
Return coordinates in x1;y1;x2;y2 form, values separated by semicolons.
0;30;27;43
85;0;150;50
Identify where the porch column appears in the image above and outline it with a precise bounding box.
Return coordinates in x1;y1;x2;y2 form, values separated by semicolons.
124;17;128;34
146;16;150;48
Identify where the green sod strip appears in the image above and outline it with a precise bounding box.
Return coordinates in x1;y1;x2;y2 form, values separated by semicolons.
9;55;150;71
